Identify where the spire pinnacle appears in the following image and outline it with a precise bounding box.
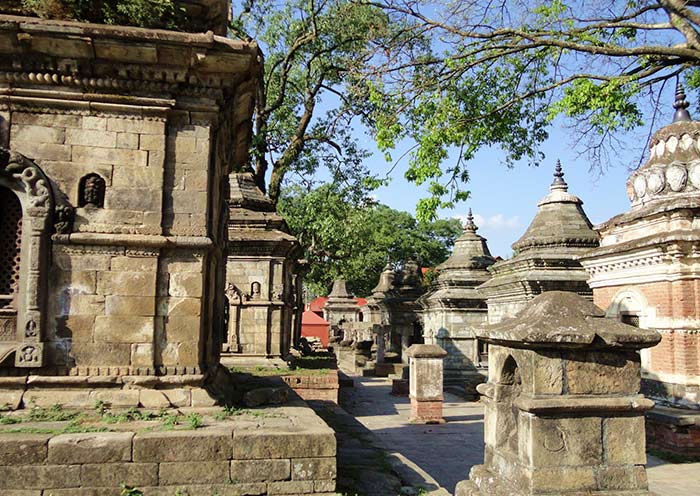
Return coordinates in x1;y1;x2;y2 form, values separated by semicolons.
551;159;568;190
673;80;691;123
465;209;478;232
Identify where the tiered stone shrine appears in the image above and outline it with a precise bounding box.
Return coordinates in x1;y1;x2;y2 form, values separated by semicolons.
382;258;425;362
420;211;496;396
580;85;700;456
456;291;660;496
479;162;600;324
222;173;302;367
0;12;260;407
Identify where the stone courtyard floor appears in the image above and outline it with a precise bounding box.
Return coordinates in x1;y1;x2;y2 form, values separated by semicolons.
334;376;700;496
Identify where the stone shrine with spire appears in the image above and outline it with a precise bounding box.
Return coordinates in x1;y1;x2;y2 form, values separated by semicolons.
478;161;600;324
580;83;700;456
222;173;302;367
420;211;496;396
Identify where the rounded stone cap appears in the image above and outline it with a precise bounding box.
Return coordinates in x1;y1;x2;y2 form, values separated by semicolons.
476;291;661;350
406;344;448;358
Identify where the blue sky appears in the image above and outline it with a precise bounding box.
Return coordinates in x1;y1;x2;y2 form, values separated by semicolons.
362;121;649;258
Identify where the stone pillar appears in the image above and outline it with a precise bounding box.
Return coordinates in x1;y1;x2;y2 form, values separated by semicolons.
456;292;660;496
406;344;447;424
373;324;388;364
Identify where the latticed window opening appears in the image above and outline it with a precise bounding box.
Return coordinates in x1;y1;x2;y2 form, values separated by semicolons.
621;314;640;328
0;186;22;312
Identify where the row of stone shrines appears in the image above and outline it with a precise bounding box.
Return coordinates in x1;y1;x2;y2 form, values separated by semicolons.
326;87;700;457
0;6;311;411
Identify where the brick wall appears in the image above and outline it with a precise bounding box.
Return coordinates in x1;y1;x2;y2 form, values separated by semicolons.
594;282;700;379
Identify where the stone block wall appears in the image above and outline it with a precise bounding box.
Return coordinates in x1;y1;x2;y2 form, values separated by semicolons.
0;16;259;383
281;371;340;403
0;422;337;495
6;108;214;374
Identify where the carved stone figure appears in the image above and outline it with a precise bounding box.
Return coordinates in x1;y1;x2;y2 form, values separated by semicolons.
78;173;106;208
53;204;75;234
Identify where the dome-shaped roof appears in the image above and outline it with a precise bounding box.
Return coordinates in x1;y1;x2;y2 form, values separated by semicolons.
511;161;599;254
437;210;496;275
627;82;700;207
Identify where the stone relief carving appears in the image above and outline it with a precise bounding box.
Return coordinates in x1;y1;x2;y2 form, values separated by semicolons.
78;173;106;208
0;148;51;208
54;204;75;234
0;148;54;368
225;283;243;305
250;281;262;300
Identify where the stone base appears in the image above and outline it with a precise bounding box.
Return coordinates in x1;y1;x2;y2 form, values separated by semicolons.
409;398;444;424
0;400;336;495
391;378;409;396
0;374;218;410
219;354;289;370
281;370;340;403
647;406;700;457
456;465;654;496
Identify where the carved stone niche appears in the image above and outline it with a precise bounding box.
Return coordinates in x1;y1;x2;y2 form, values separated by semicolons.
456;291;661;496
0;149;53;368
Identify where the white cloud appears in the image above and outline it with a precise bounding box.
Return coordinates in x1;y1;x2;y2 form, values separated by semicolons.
454;212;521;230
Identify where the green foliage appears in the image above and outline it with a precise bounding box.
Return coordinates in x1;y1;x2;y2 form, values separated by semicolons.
120;484;144;496
27;404;81;422
21;0;188;29
185;412;203;429
361;1;699;219
278;183;463;296
231;0;394;201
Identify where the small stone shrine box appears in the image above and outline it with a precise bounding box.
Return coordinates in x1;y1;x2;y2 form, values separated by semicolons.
457;291;660;496
406;344;447;424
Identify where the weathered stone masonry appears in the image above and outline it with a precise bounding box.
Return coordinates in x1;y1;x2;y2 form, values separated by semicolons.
0;13;259;405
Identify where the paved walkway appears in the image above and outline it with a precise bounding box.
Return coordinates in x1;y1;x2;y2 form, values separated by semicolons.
341;376;700;496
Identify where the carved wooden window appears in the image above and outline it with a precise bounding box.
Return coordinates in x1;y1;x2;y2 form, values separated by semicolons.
78;173;106;208
0;186;21;312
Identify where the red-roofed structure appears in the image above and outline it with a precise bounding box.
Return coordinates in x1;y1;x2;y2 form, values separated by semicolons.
301;310;331;347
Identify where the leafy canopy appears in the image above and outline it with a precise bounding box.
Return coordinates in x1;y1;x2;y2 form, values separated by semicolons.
360;0;700;219
231;0;396;202
278;183;463;296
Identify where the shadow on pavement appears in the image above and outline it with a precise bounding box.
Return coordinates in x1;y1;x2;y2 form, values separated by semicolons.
309;399;441;496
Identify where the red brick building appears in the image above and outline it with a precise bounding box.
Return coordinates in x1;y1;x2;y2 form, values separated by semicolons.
580;86;700;455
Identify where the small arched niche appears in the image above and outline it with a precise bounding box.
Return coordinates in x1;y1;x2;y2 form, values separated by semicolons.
496;354;522;454
78;173;106;208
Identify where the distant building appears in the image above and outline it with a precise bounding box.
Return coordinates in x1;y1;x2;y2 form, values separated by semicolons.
301;310;330;348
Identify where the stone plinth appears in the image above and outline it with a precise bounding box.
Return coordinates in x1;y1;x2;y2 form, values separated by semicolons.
456;291;660;496
0;400;336;495
406;344;447;424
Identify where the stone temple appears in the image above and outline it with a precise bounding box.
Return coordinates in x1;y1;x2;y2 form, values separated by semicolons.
581;84;700;457
0;8;260;408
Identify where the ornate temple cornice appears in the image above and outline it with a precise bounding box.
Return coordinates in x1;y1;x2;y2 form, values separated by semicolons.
0;14;260;99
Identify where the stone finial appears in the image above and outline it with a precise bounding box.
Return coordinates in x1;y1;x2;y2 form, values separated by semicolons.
464;209;478;232
551;159;568;190
672;80;692;123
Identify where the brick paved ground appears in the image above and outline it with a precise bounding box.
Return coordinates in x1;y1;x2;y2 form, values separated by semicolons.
341;376;700;496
